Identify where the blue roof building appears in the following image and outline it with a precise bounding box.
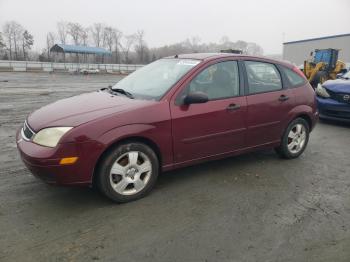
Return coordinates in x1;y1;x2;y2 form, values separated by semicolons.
50;44;112;56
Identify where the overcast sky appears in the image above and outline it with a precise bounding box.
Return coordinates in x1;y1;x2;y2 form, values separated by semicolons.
0;0;349;54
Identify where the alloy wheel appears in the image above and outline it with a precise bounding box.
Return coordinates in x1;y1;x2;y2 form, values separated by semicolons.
287;123;307;154
109;151;152;195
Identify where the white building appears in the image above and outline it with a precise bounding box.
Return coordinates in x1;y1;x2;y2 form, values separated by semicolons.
283;34;350;65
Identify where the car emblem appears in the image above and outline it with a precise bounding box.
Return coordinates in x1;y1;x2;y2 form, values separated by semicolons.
344;94;350;101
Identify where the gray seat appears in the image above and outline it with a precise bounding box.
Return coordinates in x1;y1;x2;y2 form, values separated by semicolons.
208;69;233;99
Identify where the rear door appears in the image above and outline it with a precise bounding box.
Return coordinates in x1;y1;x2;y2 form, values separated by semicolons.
243;60;294;147
170;60;247;163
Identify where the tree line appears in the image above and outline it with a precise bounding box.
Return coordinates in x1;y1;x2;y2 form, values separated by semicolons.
0;21;264;64
0;21;34;61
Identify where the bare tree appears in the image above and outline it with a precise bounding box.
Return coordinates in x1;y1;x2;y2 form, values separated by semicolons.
2;21;25;60
235;40;248;53
189;36;201;49
134;30;149;64
12;22;24;60
67;22;84;45
246;42;263;55
219;36;236;50
219;35;231;45
120;34;135;64
0;32;5;49
46;32;55;60
22;30;34;60
2;24;12;59
103;26;115;52
0;32;6;59
90;23;104;47
57;21;68;44
81;27;89;46
114;29;122;63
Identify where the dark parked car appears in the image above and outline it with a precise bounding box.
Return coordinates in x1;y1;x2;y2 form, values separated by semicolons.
316;71;350;122
17;53;318;203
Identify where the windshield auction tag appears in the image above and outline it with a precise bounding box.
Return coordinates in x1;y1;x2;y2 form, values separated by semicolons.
177;60;200;66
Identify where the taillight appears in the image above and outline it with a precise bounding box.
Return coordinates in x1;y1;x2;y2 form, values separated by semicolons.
292;66;307;79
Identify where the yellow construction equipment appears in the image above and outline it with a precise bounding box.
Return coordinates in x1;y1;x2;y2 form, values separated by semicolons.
303;48;346;88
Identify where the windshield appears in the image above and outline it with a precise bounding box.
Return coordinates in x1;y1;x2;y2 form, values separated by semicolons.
112;58;200;100
342;71;350;79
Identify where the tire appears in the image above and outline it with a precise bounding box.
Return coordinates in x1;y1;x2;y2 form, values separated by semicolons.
96;142;159;203
310;71;328;88
275;118;310;159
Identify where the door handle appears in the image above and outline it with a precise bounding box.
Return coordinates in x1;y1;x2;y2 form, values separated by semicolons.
279;95;289;101
226;103;240;111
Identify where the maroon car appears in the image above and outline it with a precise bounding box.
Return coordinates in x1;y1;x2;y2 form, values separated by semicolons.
17;53;318;202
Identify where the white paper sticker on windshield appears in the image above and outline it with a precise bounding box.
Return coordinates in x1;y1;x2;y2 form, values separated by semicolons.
177;60;200;66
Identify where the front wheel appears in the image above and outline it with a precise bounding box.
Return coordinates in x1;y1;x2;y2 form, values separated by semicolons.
275;118;310;159
96;142;159;203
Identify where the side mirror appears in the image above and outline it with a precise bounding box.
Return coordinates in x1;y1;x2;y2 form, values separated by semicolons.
183;92;208;105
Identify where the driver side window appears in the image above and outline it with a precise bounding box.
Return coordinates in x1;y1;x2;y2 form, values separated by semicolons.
187;61;240;100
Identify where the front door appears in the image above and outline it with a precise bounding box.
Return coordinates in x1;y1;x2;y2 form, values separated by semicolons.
170;60;247;163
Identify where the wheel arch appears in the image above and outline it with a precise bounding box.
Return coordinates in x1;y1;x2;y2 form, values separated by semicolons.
92;135;162;188
295;113;312;130
285;105;316;132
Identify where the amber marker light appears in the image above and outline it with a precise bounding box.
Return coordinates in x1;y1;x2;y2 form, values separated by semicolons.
59;157;78;165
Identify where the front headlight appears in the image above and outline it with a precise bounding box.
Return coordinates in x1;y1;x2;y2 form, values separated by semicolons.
315;84;330;98
33;127;73;147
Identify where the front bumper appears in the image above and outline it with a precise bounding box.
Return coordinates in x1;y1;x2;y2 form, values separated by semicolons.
16;128;103;186
316;96;350;122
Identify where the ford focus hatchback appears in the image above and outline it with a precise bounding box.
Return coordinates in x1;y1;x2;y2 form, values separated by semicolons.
17;53;318;203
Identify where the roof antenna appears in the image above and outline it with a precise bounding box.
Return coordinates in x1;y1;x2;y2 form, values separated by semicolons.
174;54;178;58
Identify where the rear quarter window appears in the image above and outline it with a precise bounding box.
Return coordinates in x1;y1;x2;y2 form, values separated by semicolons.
281;66;306;87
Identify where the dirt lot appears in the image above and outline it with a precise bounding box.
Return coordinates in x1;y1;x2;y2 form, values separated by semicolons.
0;72;350;262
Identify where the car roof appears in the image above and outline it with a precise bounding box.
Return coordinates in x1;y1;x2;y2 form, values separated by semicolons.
164;53;293;68
165;52;237;60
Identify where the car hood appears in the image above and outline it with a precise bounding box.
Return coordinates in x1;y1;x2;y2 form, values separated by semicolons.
27;91;153;131
323;79;350;93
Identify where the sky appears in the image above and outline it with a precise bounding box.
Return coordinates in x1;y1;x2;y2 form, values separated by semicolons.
0;0;349;54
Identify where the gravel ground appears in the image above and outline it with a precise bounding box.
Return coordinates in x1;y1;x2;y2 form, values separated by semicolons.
0;72;350;262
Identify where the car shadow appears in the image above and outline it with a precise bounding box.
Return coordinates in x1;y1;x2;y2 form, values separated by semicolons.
34;149;281;211
157;149;278;186
42;183;112;205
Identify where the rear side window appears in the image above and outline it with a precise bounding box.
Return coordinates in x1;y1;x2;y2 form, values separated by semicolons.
244;61;282;94
281;66;306;87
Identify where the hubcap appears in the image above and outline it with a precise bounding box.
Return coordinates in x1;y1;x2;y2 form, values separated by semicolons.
109;151;152;195
287;124;307;154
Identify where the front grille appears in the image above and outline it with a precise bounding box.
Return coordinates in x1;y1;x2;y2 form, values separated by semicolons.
327;89;350;104
22;121;35;140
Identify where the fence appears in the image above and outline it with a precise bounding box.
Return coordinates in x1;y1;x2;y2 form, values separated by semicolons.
0;60;144;74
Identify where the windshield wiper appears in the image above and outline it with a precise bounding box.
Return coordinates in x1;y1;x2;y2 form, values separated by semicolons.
107;85;134;99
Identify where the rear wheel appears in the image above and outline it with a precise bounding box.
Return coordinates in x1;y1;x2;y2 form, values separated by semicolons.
97;142;159;203
275;118;309;159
